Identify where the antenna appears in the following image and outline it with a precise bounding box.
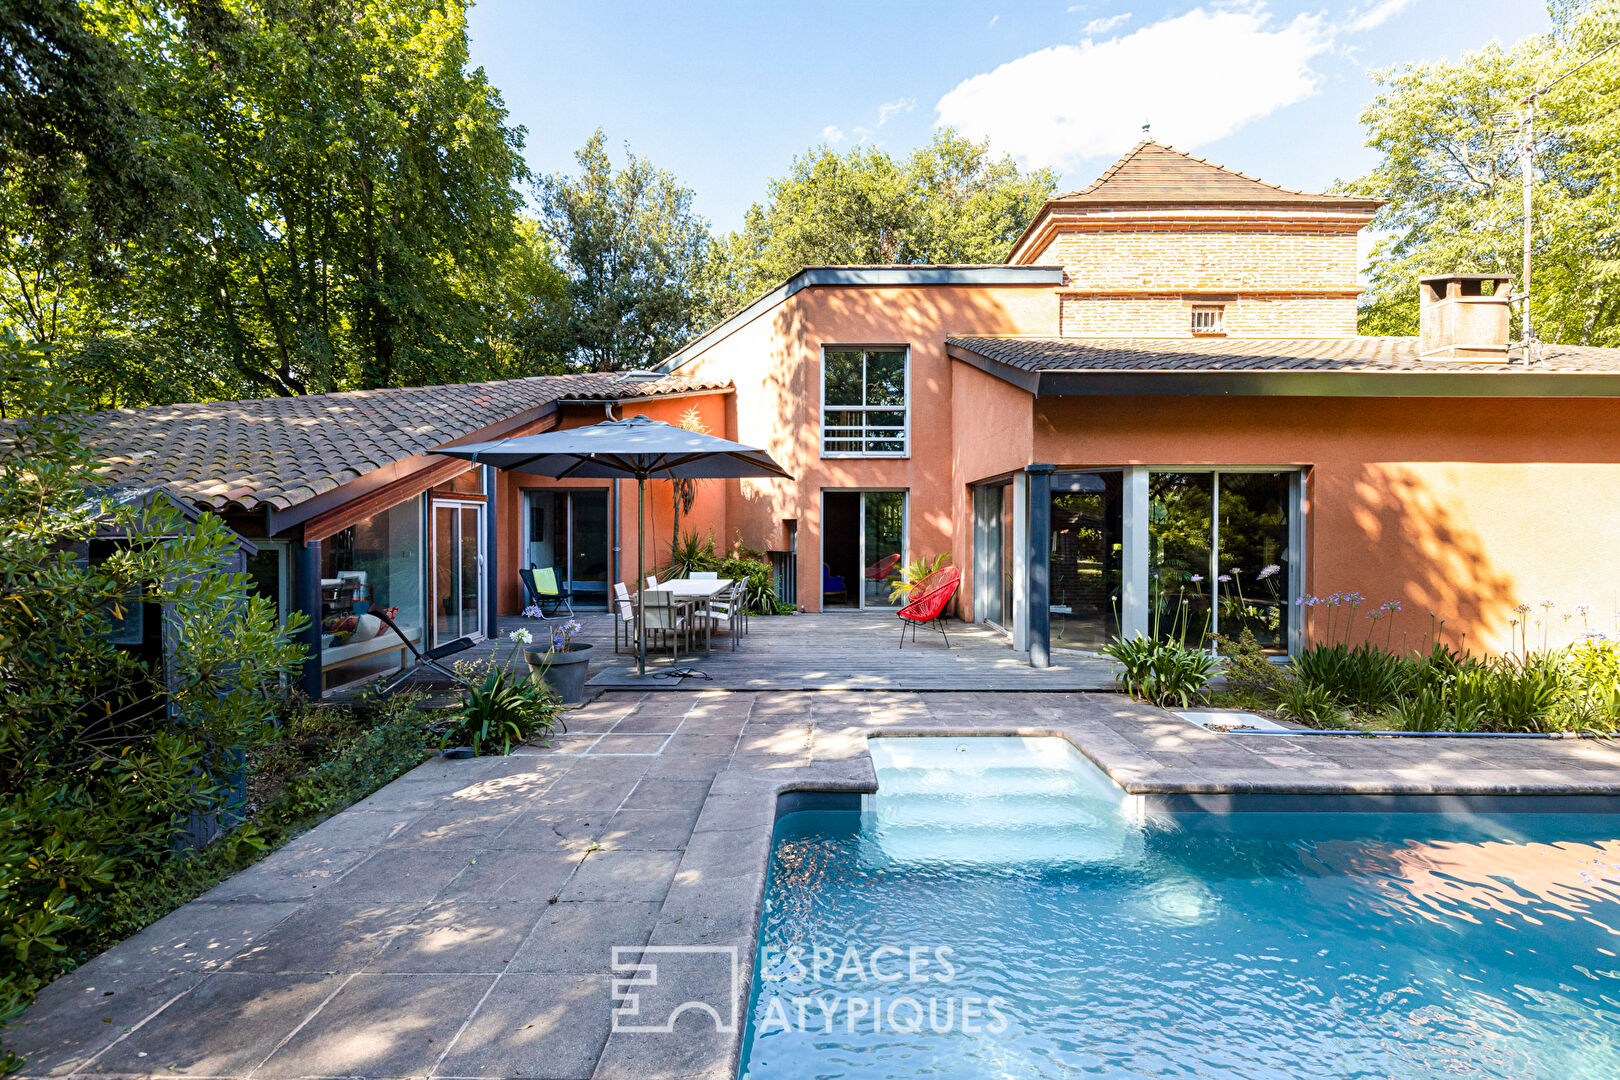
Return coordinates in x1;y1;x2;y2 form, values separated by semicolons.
1516;36;1620;359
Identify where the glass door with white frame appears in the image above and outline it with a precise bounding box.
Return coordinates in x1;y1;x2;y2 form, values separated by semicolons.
433;501;484;645
821;490;906;610
522;489;610;610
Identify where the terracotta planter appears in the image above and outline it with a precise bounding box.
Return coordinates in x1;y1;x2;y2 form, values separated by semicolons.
526;643;593;705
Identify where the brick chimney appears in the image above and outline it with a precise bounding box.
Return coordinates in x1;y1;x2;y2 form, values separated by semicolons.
1418;274;1513;361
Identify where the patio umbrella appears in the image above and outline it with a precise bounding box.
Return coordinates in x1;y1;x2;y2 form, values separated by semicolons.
430;414;792;675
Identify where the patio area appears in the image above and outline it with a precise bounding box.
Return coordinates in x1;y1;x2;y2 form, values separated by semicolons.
468;611;1118;691
13;687;1620;1080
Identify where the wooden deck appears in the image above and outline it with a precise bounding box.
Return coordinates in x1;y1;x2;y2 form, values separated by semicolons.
468;610;1118;692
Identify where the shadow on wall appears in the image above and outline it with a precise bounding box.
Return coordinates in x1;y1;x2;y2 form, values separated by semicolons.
1321;464;1517;653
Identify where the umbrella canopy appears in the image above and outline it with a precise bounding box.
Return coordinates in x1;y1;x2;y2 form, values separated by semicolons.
430;414;792;675
437;413;791;481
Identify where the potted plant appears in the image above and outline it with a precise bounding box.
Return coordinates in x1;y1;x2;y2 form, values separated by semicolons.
526;620;593;704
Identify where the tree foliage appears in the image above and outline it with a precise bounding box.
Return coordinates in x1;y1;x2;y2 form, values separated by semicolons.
0;331;307;1067
1;0;547;405
536;130;714;371
708;129;1058;315
1344;1;1620;343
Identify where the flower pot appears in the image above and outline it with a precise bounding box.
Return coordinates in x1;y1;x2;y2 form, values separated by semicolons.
526;643;594;705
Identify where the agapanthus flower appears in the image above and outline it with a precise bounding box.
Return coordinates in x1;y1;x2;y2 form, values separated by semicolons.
1217;574;1231;583
1576;604;1594;615
1189;574;1204;583
1513;603;1531;615
1380;600;1402;612
1257;564;1280;579
520;604;545;619
508;627;533;644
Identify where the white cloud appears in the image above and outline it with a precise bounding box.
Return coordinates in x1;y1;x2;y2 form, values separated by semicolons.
876;98;916;127
1345;0;1413;32
822;125;847;144
1083;12;1132;35
935;5;1332;171
988;13;1000;28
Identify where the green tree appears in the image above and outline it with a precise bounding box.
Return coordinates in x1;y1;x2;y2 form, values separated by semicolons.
536;130;714;371
1;0;538;406
709;129;1058;315
0;331;306;1067
1343;2;1620;344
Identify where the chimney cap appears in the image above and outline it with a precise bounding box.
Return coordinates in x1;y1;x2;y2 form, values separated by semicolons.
1418;272;1511;284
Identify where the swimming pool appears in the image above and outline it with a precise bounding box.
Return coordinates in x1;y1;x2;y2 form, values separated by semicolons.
739;736;1620;1079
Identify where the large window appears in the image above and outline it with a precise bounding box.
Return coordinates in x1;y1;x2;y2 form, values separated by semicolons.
1049;472;1124;650
321;498;425;687
822;348;908;456
1150;470;1294;652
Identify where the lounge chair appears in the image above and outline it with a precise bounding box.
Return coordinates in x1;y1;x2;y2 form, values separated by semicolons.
897;566;961;648
522;566;574;617
372;606;477;693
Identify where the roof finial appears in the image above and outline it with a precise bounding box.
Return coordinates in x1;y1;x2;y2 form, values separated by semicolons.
1142;121;1151;140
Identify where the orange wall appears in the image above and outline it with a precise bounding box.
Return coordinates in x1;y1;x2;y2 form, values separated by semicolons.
1032;395;1620;653
673;282;1057;610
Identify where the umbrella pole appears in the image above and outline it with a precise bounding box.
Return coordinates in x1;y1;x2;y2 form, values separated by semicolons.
636;475;646;677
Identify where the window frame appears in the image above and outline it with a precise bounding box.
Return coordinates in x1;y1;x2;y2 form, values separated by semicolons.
819;345;911;459
1190;305;1226;335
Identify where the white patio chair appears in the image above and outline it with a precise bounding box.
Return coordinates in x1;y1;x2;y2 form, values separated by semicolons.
611;582;637;653
646;575;659;590
640;589;693;657
693;579;744;649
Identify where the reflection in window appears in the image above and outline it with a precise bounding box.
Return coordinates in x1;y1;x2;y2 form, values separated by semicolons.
1148;474;1214;645
1049;472;1123;650
1149;471;1293;652
822;349;907;455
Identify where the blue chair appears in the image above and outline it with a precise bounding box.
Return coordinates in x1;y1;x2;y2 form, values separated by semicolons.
823;564;847;604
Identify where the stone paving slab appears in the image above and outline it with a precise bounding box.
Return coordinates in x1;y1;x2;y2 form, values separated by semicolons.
12;688;1620;1080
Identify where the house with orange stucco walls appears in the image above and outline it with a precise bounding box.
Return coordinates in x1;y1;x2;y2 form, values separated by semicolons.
86;140;1620;692
652;140;1620;663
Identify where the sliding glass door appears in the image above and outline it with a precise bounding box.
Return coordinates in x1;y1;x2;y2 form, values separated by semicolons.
433;501;484;645
522;489;611;610
821;490;906;609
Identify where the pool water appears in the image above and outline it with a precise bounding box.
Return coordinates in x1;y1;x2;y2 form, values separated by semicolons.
739;737;1620;1079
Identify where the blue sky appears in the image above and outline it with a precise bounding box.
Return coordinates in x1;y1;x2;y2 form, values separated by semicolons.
467;0;1552;234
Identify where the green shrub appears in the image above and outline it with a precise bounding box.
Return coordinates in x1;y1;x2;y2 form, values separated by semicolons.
1212;629;1291;699
887;553;951;605
443;661;564;756
1293;641;1413;710
1276;680;1345;727
717;554;783;615
0;335;307;1071
1103;634;1219;708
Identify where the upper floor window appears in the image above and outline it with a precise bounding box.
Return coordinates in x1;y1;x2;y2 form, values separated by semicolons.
1191;305;1225;335
822;348;908;456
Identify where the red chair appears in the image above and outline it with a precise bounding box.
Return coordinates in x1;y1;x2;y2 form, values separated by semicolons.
897;566;961;648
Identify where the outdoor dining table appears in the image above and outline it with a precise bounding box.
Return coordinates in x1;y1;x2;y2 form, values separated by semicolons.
660;577;734;657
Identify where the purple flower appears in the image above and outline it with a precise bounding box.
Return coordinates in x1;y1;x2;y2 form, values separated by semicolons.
1257;564;1280;579
1189;574;1204;583
1513;603;1531;615
1217;574;1231;583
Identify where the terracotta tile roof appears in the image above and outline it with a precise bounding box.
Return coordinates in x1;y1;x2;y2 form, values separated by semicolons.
1050;141;1382;209
946;335;1620;375
80;373;730;514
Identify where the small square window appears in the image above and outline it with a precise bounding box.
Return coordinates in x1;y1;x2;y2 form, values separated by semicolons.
1191;306;1225;334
